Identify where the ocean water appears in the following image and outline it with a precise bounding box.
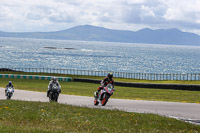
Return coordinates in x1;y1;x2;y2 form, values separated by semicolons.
0;37;200;73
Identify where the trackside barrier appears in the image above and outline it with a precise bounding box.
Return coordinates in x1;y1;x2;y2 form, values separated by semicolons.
0;74;72;82
73;78;200;91
1;67;200;81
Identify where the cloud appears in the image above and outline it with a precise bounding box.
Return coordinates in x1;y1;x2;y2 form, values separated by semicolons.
163;0;200;22
0;0;200;34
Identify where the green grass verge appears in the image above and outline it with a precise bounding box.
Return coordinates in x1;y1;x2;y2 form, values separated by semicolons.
1;71;200;84
1;78;200;103
0;100;199;133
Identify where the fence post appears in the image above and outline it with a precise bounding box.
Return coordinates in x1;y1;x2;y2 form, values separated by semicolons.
167;74;168;80
149;73;151;80
186;73;188;81
150;73;152;80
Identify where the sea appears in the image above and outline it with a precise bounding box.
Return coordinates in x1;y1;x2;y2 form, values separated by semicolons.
0;37;200;74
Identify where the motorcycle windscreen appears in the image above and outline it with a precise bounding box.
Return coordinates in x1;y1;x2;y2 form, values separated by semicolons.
7;88;13;92
106;84;113;93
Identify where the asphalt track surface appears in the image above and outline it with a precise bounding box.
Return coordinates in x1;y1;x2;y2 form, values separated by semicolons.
1;88;200;124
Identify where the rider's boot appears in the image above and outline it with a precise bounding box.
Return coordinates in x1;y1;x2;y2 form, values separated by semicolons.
94;86;102;97
94;91;98;97
94;90;99;98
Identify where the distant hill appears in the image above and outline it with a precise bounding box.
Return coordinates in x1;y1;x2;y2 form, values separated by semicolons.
0;25;200;46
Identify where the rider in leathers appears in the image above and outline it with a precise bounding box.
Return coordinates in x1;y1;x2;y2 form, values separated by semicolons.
47;77;61;97
95;73;115;97
5;81;14;96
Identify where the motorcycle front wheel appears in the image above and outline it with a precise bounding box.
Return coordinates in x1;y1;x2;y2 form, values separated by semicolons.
101;94;108;106
7;93;11;100
7;96;11;100
54;93;58;102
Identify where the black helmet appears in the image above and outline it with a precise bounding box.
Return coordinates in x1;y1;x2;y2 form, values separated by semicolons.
9;81;12;86
107;72;113;79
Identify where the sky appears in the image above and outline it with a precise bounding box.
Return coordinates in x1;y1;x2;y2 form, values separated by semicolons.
0;0;200;35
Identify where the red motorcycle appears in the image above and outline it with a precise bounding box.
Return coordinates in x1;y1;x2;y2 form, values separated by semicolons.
94;84;115;106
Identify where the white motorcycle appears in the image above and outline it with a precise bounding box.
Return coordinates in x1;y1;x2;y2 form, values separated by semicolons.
6;87;14;100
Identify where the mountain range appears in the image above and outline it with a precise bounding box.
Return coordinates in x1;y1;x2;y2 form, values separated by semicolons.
0;25;200;46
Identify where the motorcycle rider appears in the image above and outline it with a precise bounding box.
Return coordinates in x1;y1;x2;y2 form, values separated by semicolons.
47;77;61;97
94;72;115;97
5;81;14;96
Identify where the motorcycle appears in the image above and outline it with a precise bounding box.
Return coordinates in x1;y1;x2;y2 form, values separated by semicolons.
6;87;14;100
94;84;115;106
49;84;60;102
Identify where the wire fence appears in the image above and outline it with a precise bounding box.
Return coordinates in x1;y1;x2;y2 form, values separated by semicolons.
1;67;200;81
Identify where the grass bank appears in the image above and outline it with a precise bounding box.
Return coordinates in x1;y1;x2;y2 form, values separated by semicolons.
0;100;199;133
1;78;200;103
1;71;200;84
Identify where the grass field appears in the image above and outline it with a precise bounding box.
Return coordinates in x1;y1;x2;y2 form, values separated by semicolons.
0;100;199;133
1;71;200;84
1;78;200;103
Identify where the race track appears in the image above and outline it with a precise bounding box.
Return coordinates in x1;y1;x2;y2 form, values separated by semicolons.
0;88;200;124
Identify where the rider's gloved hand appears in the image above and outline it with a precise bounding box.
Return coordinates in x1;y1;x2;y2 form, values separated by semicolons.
100;80;104;86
